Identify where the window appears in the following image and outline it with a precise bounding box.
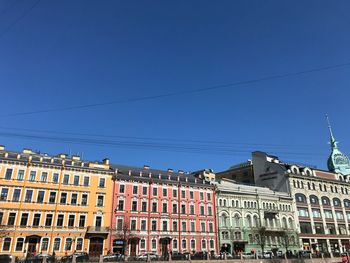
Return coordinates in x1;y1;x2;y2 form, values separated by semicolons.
299;222;312;233
173;221;178;232
12;189;21;202
29;171;36;181
182;239;186;249
310;195;319;204
152;239;156;249
210;240;214;249
189;191;194;199
60;193;67;204
53;238;60;251
79;215;86;227
208;206;212;216
20;213;28;226
57;214;64;227
344;199;350;208
327;224;336;234
163;188;167;197
339;224;347;235
181;204;186;214
65;238;72;251
191;222;195;232
162;203;167;213
190;205;194;215
173;189;177;198
181;190;186;198
324;210;333;219
0;212;2;225
173;240;178;249
74;175;79;186
119;185;125;193
207;193;211;201
17;170;24;181
201;222;205;232
45;214;53;227
118;200;124;210
52;173;59;183
5;168;13;180
141;220;146;231
15;237;24;251
68;215;75;227
95;216;102;227
1;188;8;201
182;221;186;231
133;185;138;195
3;237;11;251
76;238;83;251
99;178;105;188
200;206;205;215
41;172;48;182
162;221;168;231
153;187;157;196
142;186;147;195
298;208;309;217
25;190;33;202
37;191;45;203
191;240;195;250
312;222;323;234
312;209;321;218
152;202;157;212
333;198;341;207
140;239;146;249
131;201;137;211
200;192;204;200
81;194;88;206
141;201;147;212
71;193;77;205
151;220;157;231
33;214;41;227
83;176;89;186
116;219;123;230
202;240;206;249
336;211;344;220
209;222;213;232
173;204;177;214
41;238;49;251
130;220;136;230
7;213;16;226
322;196;331;206
295;193;307;203
97;195;104;207
63;174;69;185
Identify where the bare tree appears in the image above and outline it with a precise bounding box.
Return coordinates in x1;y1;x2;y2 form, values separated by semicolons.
279;231;296;253
113;217;134;256
255;227;267;254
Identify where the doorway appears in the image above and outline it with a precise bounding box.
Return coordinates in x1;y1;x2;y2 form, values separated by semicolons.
89;237;104;257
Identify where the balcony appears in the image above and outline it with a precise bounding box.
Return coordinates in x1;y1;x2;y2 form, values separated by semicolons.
87;226;110;234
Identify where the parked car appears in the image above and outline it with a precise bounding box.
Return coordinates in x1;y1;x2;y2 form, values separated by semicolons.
242;252;255;259
0;254;14;263
136;253;158;261
26;253;55;263
103;253;125;261
171;252;187;260
192;252;208;260
61;252;89;262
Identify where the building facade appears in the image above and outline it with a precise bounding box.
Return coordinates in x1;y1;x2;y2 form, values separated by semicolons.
216;179;299;255
0;146;114;258
110;165;218;257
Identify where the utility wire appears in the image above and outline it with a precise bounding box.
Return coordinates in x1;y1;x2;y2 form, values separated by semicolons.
3;61;350;117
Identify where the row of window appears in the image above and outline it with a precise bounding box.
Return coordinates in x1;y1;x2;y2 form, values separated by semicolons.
0;188;105;207
116;199;213;215
119;184;212;201
3;168;106;187
295;193;350;207
2;237;84;253
297;207;350;220
293;180;349;194
115;218;214;233
299;222;348;235
218;199;291;211
0;211;91;228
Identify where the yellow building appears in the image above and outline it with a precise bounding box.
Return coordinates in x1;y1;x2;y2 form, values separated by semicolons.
0;146;114;258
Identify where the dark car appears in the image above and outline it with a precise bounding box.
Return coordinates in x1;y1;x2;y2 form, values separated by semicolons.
26;253;55;263
192;252;209;260
171;252;187;260
61;252;89;262
103;253;125;262
0;254;14;263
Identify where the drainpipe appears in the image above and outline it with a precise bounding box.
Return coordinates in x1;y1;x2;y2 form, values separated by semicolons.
147;179;152;254
213;187;219;254
108;170;117;254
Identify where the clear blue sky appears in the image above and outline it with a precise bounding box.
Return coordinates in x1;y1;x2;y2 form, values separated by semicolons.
1;0;350;172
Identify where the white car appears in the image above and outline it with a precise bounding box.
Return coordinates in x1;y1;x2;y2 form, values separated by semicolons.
136;253;158;261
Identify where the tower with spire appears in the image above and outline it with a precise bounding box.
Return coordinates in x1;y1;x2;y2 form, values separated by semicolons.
326;115;350;176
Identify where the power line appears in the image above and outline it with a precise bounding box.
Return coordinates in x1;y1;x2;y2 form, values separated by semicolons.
3;61;350;117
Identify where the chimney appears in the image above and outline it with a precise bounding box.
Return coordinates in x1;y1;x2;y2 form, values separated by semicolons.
23;148;33;154
178;170;184;175
167;168;174;173
102;158;109;165
0;145;5;151
58;153;67;159
72;155;81;161
143;165;150;170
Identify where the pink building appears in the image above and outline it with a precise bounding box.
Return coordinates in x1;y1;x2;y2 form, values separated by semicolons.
109;165;218;257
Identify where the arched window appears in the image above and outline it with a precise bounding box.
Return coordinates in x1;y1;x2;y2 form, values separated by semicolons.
65;238;72;251
282;217;287;229
248;234;253;244
312;183;316;190
321;196;331;206
232;200;235;207
333;198;341;207
181;239;186;250
223;199;227;207
307;182;311;190
295;193;307;203
234;214;240;227
201;240;206;249
246;215;252;227
41;238;49;251
344;199;350;208
288;218;293;229
219;199;222;206
253;215;259;227
234;232;241;239
76;238;83;251
309;195;319;205
221;213;229;227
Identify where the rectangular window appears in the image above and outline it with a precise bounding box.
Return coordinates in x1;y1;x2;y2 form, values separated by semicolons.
52;173;59;183
133;185;138;194
29;171;36;182
152;220;157;231
53;238;60;251
17;170;24;181
1;188;8;201
15;238;24;251
74;175;79;186
152;202;157;212
207;193;211;201
182;221;186;231
57;214;64;227
208;206;212;216
81;194;88;206
118;200;124;210
7;213;16;226
45;214;53;227
327;224;336;235
299;222;312;233
324;210;333;219
298;208;309;217
141;220;146;231
336;211;344;220
0;212;3;225
116;219;123;230
60;193;67;204
97;195;104;207
162;221;167;231
173;221;178;232
173;189;177;198
191;222;195;232
181;190;186;198
173;204;177;214
315;223;324;234
141;201;147;212
200;206;205;215
41;172;48;182
190;191;194;199
20;213;28;226
131;201;137;211
119;185;125;193
68;215;75;227
153;187;157;196
209;222;213;232
201;222;205;232
200;192;204;200
163;188;167;197
142;186;147;195
63;174;69;185
37;191;45;203
71;193;77;205
162;203;167;213
12;189;21;202
181;204;186;214
25;190;33;202
190;205;194;215
33;214;41;227
79;215;86;227
5;168;13;180
41;238;49;251
99;178;105;188
83;176;89;186
76;238;83;251
49;192;56;204
131;219;136;230
312;209;321;218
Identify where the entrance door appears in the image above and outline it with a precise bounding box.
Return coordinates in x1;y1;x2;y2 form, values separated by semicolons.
130;240;137;257
160;239;169;257
89;237;104;257
28;237;39;253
